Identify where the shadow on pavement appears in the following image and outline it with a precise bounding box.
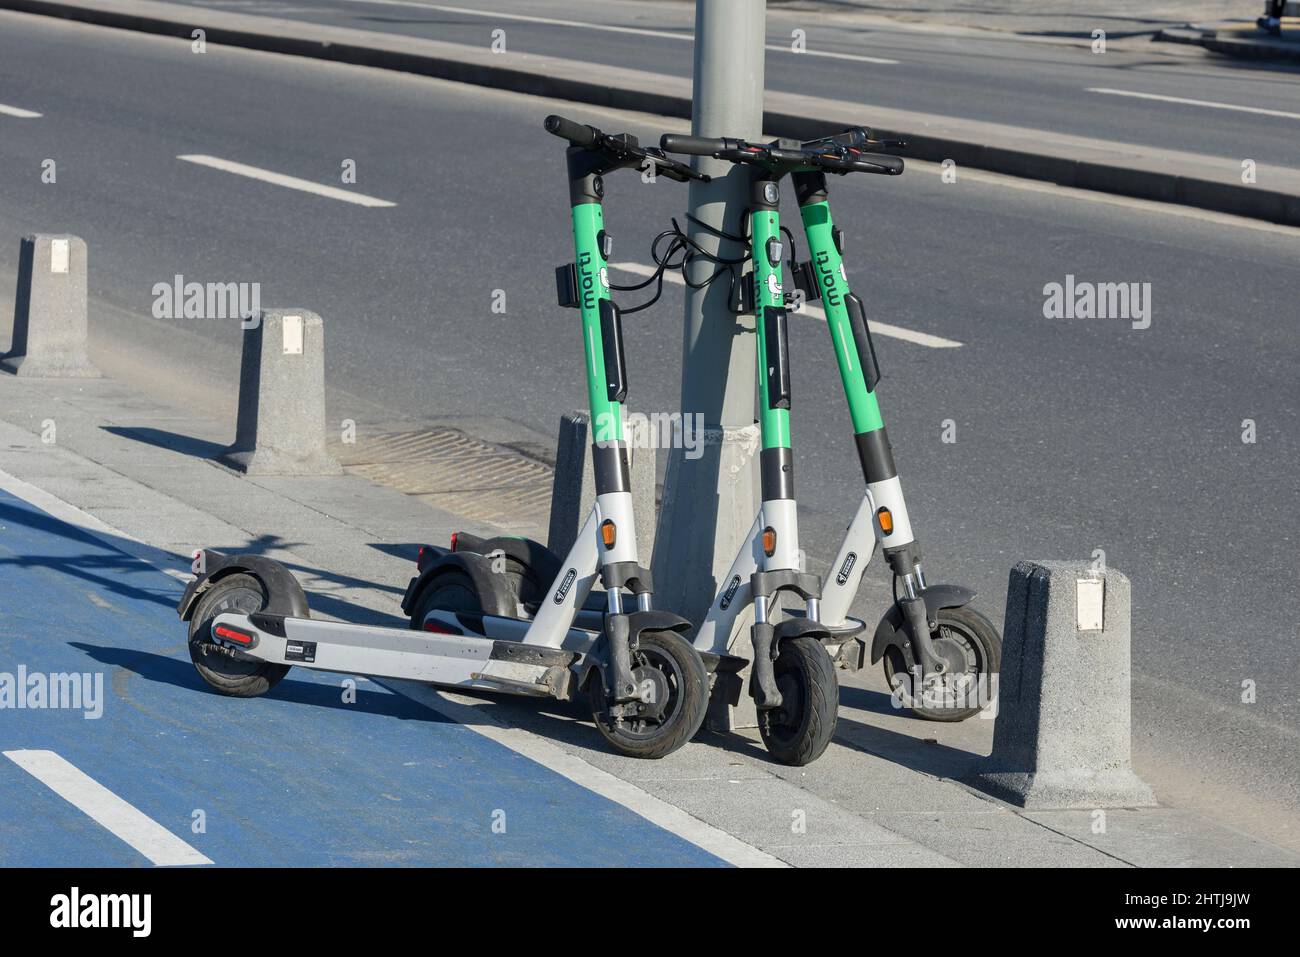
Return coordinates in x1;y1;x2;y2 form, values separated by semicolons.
101;425;226;460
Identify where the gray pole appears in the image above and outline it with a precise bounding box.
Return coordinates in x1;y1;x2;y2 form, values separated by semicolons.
653;0;766;626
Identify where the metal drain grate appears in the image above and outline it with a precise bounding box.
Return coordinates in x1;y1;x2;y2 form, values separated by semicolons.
334;426;552;530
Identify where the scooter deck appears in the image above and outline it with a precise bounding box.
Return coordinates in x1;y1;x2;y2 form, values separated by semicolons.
212;612;592;697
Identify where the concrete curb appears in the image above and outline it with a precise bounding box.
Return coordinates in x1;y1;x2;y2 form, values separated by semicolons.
6;0;1300;227
1156;22;1300;64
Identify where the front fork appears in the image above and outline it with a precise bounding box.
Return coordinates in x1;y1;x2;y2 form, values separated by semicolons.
889;549;947;676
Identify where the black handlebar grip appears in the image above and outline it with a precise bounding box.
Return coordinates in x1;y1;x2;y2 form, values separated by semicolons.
545;114;599;148
659;133;729;156
852;153;905;175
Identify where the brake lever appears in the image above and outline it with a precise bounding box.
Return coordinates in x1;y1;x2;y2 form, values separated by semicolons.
643;148;712;183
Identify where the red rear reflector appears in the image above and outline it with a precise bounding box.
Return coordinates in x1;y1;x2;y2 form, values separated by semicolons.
214;624;254;645
450;532;459;552
422;620;453;634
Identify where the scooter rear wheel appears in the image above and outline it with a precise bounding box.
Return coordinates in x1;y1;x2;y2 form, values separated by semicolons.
589;630;707;759
188;574;291;697
758;636;838;766
883;604;1001;722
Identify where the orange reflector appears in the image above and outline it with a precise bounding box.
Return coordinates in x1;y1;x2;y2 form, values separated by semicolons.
600;520;617;548
762;526;777;556
876;507;894;535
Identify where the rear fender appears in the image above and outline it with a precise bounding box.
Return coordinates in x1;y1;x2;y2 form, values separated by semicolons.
402;550;518;621
177;550;309;622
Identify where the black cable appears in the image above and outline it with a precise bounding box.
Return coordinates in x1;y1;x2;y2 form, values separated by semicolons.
610;213;751;315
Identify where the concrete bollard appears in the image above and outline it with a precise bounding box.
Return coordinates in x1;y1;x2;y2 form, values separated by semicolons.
969;560;1156;809
219;309;341;476
547;410;656;560
652;423;762;732
1;235;99;378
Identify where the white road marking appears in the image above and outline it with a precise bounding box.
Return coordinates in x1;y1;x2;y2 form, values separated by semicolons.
780;47;898;66
341;0;897;64
176;155;396;207
1087;87;1300;121
609;262;963;349
4;750;213;866
0;466;783;868
0;467;191;582
0;103;42;118
382;681;788;868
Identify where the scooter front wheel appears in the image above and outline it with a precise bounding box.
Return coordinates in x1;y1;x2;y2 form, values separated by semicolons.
589;630;707;759
188;573;291;697
758;636;838;766
883;604;1001;722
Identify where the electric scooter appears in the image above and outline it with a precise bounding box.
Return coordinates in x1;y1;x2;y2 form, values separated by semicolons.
646;132;873;766
178;116;712;759
788;128;1002;722
661;129;1001;723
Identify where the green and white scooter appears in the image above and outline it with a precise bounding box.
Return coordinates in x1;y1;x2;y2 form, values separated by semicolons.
178;116;711;759
660;130;1001;723
650;132;861;766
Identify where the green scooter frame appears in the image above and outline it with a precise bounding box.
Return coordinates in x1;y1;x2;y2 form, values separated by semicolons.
660;129;1001;723
788;142;1002;722
658;133;848;766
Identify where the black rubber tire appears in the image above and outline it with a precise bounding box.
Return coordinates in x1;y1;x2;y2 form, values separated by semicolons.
758;635;839;766
589;630;708;760
883;604;1002;722
187;573;290;697
408;569;486;629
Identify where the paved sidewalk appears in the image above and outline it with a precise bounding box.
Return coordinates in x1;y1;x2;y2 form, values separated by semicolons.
1;366;1296;866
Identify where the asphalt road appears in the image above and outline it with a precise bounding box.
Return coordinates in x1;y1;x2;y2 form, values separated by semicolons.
0;11;1297;838
159;0;1300;166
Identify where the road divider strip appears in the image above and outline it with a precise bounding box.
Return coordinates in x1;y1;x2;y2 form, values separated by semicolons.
610;262;963;348
3;0;1293;226
4;749;213;866
176;154;397;207
345;0;899;65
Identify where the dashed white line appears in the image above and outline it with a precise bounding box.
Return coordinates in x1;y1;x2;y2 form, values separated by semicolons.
0;103;42;118
1087;88;1300;121
610;262;962;349
340;0;898;64
176;155;396;207
4;750;213;866
777;47;898;66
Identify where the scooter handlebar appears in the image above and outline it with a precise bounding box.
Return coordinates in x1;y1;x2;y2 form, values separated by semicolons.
659;133;738;156
544;114;600;148
847;153;905;175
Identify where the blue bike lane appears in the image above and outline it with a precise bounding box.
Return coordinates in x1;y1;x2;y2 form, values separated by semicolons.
0;488;727;867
